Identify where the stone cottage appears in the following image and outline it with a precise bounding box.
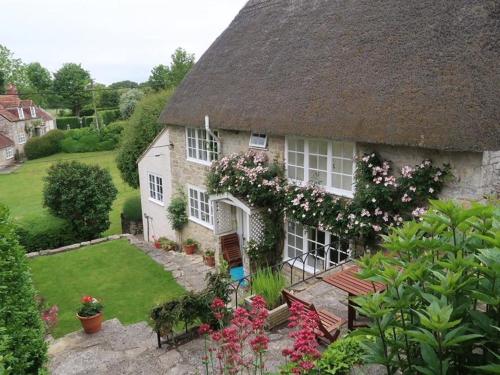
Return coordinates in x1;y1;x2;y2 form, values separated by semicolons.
138;0;499;275
0;84;55;168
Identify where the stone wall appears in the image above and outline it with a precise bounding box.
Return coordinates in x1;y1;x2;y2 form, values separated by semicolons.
481;151;500;198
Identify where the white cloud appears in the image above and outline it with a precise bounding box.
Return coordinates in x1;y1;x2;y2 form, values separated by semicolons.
1;0;247;83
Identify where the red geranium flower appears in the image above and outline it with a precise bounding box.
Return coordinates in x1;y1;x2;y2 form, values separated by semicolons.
81;295;93;304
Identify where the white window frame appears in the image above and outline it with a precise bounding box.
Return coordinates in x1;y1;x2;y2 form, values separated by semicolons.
17;108;25;120
187;185;214;229
148;172;164;205
17;132;26;144
285;137;356;198
185;127;220;166
30;106;37;118
4;147;14;160
249;132;268;149
284;220;351;273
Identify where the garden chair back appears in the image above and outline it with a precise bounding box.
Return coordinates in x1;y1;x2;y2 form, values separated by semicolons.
220;233;243;268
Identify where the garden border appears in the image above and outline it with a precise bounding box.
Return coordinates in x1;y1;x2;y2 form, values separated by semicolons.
26;234;132;258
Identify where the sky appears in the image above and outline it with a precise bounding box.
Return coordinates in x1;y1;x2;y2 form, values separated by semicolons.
1;0;248;84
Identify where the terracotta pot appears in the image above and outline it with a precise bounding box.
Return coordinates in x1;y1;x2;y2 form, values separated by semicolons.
204;255;215;267
77;312;103;334
154;241;161;249
183;244;197;255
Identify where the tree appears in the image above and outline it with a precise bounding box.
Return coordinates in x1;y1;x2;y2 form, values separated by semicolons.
117;90;172;188
109;80;138;89
168;47;195;87
52;63;92;116
25;62;52;107
98;87;120;108
0;205;47;374
119;88;144;119
148;64;171;91
0;44;28;91
43;161;117;240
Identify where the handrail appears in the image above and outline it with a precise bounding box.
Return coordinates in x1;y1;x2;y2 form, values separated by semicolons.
229;242;352;306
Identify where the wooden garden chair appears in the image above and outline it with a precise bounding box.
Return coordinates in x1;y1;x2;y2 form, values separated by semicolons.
220;233;243;268
282;289;345;344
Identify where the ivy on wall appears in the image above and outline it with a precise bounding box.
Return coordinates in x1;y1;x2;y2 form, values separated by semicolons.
206;150;451;253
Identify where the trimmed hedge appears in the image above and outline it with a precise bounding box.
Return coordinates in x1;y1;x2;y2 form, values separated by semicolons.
24;129;65;160
56;116;95;130
122;195;142;221
59;121;124;153
98;109;121;125
0;205;47;373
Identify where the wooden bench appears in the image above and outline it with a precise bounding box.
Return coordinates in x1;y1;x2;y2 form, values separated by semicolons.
220;233;243;268
282;289;345;344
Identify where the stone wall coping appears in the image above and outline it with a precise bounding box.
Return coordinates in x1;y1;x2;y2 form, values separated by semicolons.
26;234;132;258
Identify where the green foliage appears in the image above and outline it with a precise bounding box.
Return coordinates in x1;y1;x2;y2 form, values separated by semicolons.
56;116;82;129
43;161;118;240
158;237;177;251
24;129;65;160
117;90;172;188
0;44;28;91
98;89;120;109
251;268;286;309
353;201;500;374
77;298;103;317
184;238;199;246
97;109;121;125
121;195;142;222
118;88;144;119
316;336;367;374
24;62;52;107
148;64;171;91
148;47;195;91
59;122;124;153
52;63;91;116
167;191;188;231
15;218;79;253
0;205;47;374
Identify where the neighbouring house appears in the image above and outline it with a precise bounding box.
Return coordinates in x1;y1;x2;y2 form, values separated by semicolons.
138;0;500;276
0;84;55;168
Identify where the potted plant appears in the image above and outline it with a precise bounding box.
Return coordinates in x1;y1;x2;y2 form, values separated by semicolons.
153;236;161;249
76;295;104;334
159;237;177;251
204;249;216;267
245;268;288;329
183;238;198;255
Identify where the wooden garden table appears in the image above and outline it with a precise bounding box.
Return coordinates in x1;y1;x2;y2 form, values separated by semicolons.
322;265;386;330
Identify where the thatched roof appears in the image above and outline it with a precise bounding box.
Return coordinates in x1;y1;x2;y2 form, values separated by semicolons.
160;0;500;152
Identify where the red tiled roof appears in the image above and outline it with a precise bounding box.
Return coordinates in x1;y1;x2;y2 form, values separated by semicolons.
0;106;53;122
0;133;14;149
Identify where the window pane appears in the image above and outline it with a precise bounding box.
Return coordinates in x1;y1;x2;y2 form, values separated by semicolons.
296;167;304;181
297;153;304;166
332;173;342;189
287;152;296;165
342;176;353;191
332;142;343;157
309;155;317;169
342;142;354;158
342;159;353;174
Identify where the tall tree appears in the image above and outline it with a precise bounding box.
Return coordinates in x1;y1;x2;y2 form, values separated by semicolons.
52;63;91;116
148;64;171;91
98;87;120;108
25;62;52;107
168;47;195;87
109;80;138;89
118;88;144;119
0;205;47;374
0;44;28;91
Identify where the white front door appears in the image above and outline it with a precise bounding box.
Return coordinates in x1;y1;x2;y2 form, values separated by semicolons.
236;207;248;250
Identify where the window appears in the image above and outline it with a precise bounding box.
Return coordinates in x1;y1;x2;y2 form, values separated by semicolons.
17;132;26;144
148;173;163;204
285;221;350;272
4;147;14;160
30;106;37;118
286;138;355;197
188;186;213;228
249;133;267;149
17;108;25;120
186;128;219;165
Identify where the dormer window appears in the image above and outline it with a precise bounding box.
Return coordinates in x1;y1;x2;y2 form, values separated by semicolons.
249;132;267;149
17;108;25;120
30;106;37;118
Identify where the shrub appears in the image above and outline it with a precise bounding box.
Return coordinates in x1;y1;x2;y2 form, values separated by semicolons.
119;88;144;119
59;122;124;153
24;129;65;159
316;336;366;374
251;268;286;310
43;161;118;240
0;205;47;373
15;217;79;252
122;195;142;222
56;116;81;129
98;109;120;125
158;237;176;251
167;192;188;231
117;90;172;188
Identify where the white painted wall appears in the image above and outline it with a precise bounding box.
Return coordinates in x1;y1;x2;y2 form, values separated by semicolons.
138;129;176;242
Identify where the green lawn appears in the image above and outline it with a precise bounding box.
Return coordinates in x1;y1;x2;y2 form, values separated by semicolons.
30;239;185;337
0;151;137;235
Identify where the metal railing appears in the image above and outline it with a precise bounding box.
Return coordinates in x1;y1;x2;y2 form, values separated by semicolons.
229;242;352;306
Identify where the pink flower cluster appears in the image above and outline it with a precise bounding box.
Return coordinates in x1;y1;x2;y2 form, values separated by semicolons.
200;296;270;374
282;302;322;374
42;305;59;332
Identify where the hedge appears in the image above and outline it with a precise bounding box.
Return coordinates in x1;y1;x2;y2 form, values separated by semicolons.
0;205;47;373
59;122;124;153
98;109;121;125
55;116;95;130
122;195;142;221
24;129;65;160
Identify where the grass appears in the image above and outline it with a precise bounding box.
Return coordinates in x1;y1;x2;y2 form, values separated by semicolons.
30;239;186;337
0;151;138;235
